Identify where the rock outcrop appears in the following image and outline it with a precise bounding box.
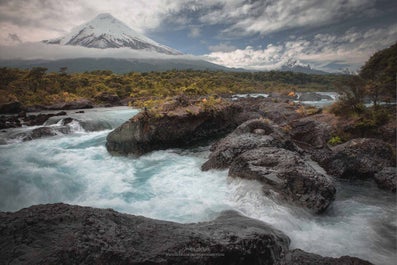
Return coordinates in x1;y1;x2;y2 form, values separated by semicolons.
0;115;21;129
202;119;295;171
322;138;395;179
106;102;242;156
289;118;331;149
260;101;303;125
298;92;333;102
46;99;93;110
0;101;22;114
0;203;289;265
95;92;121;106
374;167;396;192
0;203;373;265
229;147;336;213
23;111;67;126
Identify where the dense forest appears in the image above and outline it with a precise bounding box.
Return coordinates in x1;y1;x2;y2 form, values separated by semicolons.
0;68;344;107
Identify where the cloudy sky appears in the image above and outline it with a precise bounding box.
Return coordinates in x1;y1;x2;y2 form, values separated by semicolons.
0;0;396;72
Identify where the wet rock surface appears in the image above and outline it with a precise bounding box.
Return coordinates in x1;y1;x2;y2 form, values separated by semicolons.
289;118;331;149
322;138;396;179
202;119;295;171
106;102;242;156
0;203;290;265
0;203;373;265
374;167;396;192
23;111;67;126
229;147;336;213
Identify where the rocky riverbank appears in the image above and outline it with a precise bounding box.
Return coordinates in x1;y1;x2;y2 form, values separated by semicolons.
106;96;396;195
0;203;373;265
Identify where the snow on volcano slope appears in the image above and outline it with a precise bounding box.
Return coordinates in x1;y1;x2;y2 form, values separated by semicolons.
43;13;181;55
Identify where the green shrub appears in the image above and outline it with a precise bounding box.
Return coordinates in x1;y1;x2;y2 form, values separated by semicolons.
328;136;343;146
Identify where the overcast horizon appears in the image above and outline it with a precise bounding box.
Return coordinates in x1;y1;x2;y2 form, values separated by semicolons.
0;0;396;72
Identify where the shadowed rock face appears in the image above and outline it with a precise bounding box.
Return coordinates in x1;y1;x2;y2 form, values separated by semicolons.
0;203;374;265
106;103;242;156
374;167;396;192
202;119;295;171
229;147;336;213
0;203;290;265
322;138;396;179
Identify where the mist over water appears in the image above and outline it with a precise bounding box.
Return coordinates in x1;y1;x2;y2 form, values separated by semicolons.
0;107;395;265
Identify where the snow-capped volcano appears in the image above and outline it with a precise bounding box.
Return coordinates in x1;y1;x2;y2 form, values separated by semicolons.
43;13;181;55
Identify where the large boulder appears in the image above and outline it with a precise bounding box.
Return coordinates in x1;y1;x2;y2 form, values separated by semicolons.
0;203;374;265
106;103;242;156
0;203;290;265
323;138;395;179
229;147;336;213
374;167;396;192
202;119;295;171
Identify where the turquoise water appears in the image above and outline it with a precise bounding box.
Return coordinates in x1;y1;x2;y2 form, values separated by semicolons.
0;106;395;265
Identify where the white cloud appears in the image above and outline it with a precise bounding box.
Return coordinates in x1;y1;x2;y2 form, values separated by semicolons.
0;42;198;61
0;0;382;46
197;0;375;37
0;0;191;45
205;24;397;72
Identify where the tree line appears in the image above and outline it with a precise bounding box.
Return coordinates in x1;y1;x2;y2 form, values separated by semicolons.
0;68;343;107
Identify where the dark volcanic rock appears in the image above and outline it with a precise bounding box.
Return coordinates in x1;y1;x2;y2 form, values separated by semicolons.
0;203;290;265
21;126;71;141
95;92;121;106
106;103;242;156
23;111;67;126
278;249;373;265
47;99;93;110
259;101;303;125
229;147;336;213
0;101;22;114
0;115;21;129
374;167;396;192
298;92;333;102
202;119;295;171
289;118;331;149
323;138;395;179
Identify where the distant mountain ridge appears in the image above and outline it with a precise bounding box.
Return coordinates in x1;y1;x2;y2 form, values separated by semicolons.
280;59;328;75
0;57;232;73
43;13;181;55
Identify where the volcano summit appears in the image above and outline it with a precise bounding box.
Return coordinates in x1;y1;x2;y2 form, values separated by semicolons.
43;13;181;55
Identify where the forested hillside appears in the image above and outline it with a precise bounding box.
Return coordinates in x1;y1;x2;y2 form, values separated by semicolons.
0;68;343;107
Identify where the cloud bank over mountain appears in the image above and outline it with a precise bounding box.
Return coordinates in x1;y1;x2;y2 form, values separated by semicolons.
0;0;396;72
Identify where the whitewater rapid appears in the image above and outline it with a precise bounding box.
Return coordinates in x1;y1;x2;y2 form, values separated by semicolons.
0;106;395;265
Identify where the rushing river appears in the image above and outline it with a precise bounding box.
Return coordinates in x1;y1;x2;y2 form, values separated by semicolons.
0;106;395;265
